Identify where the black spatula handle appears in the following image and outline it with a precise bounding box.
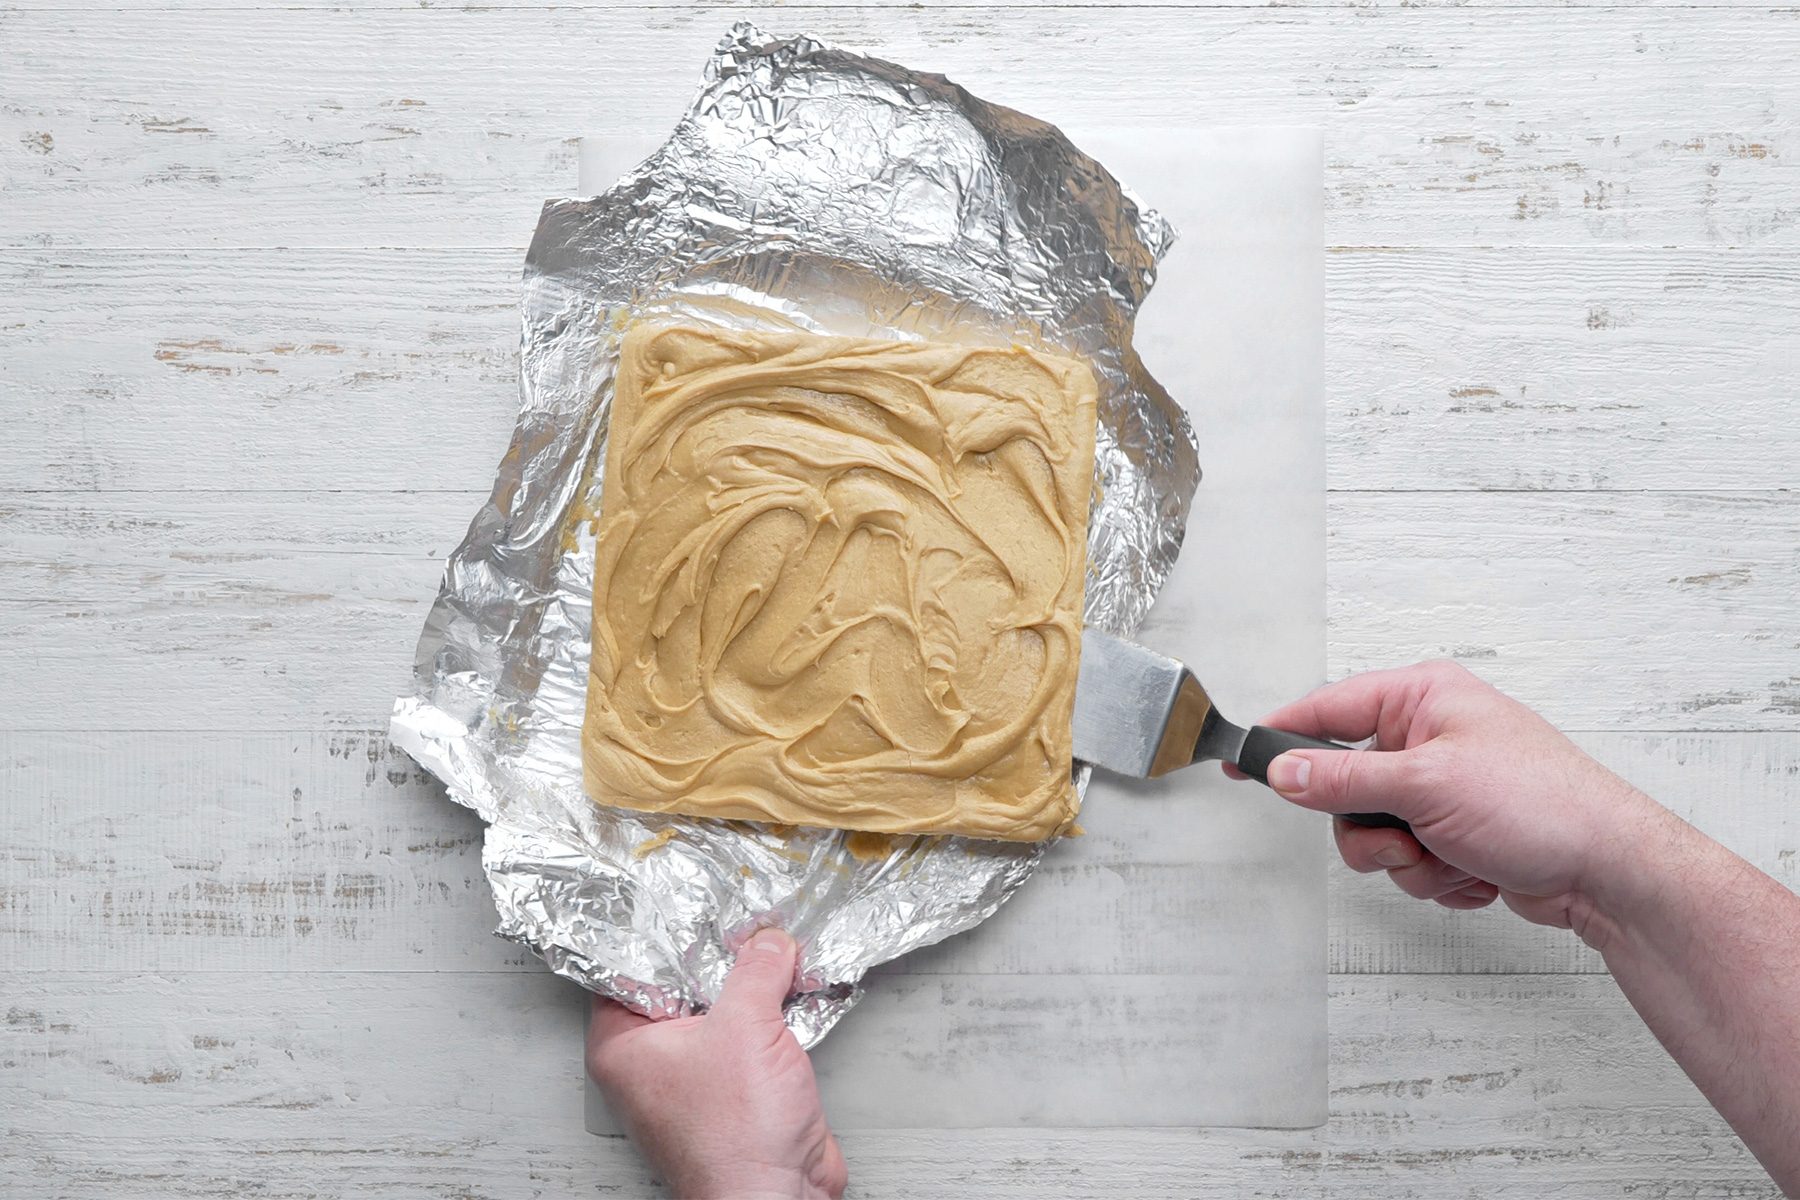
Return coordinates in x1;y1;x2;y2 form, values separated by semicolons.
1236;726;1412;832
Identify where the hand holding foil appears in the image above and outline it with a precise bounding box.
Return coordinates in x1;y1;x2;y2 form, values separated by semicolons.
588;928;849;1199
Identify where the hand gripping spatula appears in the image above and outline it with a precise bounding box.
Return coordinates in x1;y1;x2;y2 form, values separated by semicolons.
1073;628;1410;831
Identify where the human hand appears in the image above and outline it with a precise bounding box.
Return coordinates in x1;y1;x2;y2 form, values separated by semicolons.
1243;661;1675;944
586;928;848;1200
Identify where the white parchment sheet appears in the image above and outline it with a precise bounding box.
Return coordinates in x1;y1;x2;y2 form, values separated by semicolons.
578;127;1328;1130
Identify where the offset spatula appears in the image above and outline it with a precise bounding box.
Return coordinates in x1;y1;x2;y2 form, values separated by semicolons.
1073;628;1410;831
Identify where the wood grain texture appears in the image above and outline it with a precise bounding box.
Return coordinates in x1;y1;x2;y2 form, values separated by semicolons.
1324;248;1800;491
0;973;1767;1196
0;732;520;974
6;1;1798;1187
0;250;520;494
4;9;1799;249
0;494;443;731
5;730;1794;977
7;247;1794;494
2;0;1788;11
4;490;1794;730
1328;490;1800;732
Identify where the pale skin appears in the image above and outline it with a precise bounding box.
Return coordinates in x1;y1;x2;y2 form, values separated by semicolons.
1255;661;1800;1193
589;661;1800;1196
587;928;847;1200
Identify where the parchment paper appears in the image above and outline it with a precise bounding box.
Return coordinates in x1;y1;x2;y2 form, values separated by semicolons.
579;126;1328;1130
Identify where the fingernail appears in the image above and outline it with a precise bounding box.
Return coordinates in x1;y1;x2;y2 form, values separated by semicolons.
747;928;792;954
1266;753;1311;793
1374;844;1419;869
1458;884;1493;900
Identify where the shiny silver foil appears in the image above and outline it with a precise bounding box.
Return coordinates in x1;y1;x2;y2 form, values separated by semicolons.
390;23;1200;1047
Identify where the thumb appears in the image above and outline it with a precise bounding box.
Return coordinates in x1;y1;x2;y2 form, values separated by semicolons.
713;928;798;1023
1266;747;1422;819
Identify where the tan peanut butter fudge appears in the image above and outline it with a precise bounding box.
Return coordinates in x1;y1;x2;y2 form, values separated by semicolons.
582;322;1097;842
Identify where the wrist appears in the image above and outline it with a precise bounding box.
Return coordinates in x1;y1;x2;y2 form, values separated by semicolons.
1574;783;1704;952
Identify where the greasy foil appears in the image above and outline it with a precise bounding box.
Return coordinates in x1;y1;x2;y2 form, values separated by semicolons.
390;24;1200;1047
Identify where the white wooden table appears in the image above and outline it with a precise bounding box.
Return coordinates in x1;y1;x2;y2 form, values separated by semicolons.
3;6;1796;1196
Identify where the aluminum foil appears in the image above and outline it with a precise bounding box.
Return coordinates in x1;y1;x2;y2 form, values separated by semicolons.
390;23;1200;1047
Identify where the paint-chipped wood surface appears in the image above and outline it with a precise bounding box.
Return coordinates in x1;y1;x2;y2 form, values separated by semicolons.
0;975;1769;1196
6;11;1800;250
2;2;1796;1195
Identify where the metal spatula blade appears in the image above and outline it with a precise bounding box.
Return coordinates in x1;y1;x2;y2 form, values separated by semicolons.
1072;629;1231;778
1072;628;1410;831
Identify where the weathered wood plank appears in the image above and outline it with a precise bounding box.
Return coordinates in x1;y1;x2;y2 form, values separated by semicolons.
4;9;1798;249
0;495;446;731
1325;248;1800;491
0;731;524;974
0;0;1785;12
4;490;1795;730
4;730;1792;976
0;1128;1773;1200
1327;491;1800;733
6;247;1796;493
0;248;522;492
0;250;520;494
0;973;1769;1194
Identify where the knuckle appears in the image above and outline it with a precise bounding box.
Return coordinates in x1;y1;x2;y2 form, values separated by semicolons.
1388;747;1433;793
1322;749;1361;799
1332;825;1377;871
1389;870;1436;901
1332;829;1375;871
1423;658;1469;684
1331;745;1401;806
1388;856;1467;900
585;1038;646;1090
1431;864;1474;894
585;1046;618;1087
